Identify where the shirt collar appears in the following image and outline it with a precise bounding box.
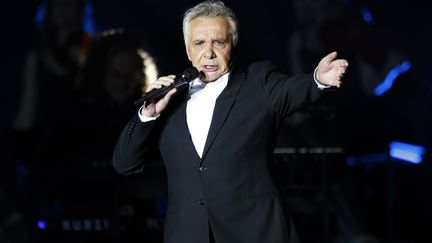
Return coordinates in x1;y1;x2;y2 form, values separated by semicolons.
190;72;230;89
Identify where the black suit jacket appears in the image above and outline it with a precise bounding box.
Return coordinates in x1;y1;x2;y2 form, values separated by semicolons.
113;61;322;243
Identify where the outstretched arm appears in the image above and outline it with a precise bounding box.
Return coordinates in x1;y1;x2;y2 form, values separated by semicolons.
316;51;349;88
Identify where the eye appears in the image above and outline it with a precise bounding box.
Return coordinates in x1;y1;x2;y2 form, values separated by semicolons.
194;41;204;46
214;40;225;46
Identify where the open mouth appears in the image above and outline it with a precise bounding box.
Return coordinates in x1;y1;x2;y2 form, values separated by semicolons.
203;65;218;72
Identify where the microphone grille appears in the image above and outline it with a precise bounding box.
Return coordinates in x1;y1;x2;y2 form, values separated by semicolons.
183;67;199;80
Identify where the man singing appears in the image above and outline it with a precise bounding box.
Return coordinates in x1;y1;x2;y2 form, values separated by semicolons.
113;1;348;242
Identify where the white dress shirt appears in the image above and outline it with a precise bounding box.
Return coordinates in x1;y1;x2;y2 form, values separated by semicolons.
186;73;229;157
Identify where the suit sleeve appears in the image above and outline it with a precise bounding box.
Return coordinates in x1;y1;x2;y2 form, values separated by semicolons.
253;61;322;118
112;114;162;176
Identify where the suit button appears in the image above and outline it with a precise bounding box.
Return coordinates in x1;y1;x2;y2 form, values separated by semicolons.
198;199;205;206
198;166;208;172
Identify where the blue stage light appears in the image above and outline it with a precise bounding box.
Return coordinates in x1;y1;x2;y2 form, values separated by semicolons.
361;7;374;25
374;60;411;96
37;219;47;230
35;1;46;30
34;0;96;34
346;153;388;166
83;0;96;34
389;141;425;164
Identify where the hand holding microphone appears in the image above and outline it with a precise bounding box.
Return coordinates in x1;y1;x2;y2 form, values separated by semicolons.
135;67;199;117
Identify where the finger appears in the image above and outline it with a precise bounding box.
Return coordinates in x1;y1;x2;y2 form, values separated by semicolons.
333;79;342;88
158;75;176;82
343;60;349;67
148;82;163;91
142;101;156;115
157;88;177;106
155;89;177;114
335;59;349;67
164;88;177;101
148;77;175;90
157;76;176;85
331;59;348;70
323;51;338;64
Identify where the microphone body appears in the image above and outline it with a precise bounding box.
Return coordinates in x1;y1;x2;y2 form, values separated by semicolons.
134;67;199;106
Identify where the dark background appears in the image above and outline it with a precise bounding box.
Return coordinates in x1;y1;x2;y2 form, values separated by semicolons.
1;0;431;243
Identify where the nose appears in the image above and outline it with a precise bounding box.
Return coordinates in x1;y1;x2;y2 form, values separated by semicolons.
203;44;215;59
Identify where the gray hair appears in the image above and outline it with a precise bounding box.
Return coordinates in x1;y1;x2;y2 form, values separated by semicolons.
182;1;239;50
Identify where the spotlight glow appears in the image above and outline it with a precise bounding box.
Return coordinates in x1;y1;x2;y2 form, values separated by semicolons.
374;60;411;96
389;141;425;164
361;7;374;25
37;219;47;230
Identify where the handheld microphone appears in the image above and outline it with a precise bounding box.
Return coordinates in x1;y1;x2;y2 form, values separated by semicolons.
134;67;199;106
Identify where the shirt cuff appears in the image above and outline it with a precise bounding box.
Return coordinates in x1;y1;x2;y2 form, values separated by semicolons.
138;105;160;122
314;67;331;90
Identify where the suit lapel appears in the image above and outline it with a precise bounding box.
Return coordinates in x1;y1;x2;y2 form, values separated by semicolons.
201;67;245;160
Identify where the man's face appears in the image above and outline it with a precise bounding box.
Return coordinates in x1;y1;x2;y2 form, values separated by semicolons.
186;17;233;83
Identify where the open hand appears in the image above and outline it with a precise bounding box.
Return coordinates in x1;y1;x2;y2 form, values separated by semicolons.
316;52;349;88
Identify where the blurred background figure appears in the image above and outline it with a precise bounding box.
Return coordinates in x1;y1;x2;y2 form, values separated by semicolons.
286;0;338;75
279;1;431;243
74;28;158;164
14;0;94;133
70;29;163;243
279;0;351;150
277;1;403;243
316;0;428;153
1;0;95;241
11;0;95;165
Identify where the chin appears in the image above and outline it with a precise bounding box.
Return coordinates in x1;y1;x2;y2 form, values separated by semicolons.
205;77;218;83
208;73;222;81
